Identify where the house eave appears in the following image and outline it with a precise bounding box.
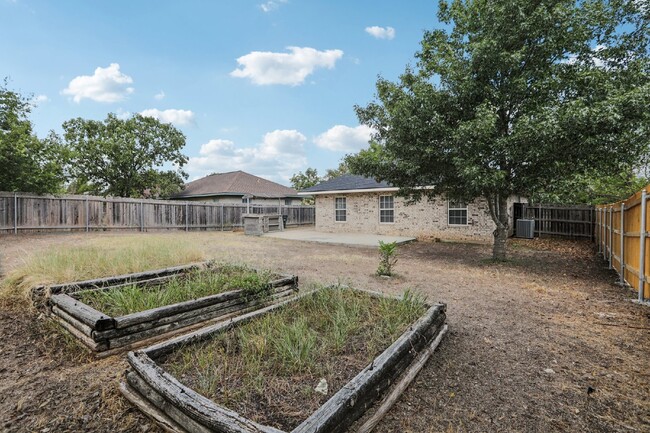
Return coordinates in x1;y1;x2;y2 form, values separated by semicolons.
299;187;400;196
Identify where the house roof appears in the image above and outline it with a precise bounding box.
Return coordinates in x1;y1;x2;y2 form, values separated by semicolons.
172;170;301;199
299;174;397;195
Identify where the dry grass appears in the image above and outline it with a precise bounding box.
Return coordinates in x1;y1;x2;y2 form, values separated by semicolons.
162;287;427;430
0;235;204;307
77;265;272;316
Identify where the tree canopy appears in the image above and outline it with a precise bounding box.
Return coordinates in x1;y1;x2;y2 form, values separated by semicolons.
63;113;188;198
290;162;350;191
0;81;67;194
290;167;321;191
347;0;649;260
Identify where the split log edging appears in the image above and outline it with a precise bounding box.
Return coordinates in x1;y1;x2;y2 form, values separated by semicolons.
121;288;448;433
42;261;298;354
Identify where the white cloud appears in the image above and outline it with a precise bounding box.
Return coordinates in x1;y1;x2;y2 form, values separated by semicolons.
154;90;165;100
115;108;132;120
314;125;374;152
199;139;236;156
365;26;396;40
62;63;134;103
260;0;287;12
187;129;307;184
231;46;344;86
31;94;49;105
140;109;195;126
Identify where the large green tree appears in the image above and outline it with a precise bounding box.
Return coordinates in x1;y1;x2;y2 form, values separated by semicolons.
0;82;67;193
290;167;321;191
347;0;649;260
63;113;188;198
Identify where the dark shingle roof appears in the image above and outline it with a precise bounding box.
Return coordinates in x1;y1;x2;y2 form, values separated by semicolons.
301;175;393;193
173;171;300;198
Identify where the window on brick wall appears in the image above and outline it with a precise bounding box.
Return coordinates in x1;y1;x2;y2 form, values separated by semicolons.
335;197;346;222
448;200;468;225
379;195;394;223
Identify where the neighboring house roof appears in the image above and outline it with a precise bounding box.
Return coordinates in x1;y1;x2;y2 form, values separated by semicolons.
299;174;398;195
172;170;301;199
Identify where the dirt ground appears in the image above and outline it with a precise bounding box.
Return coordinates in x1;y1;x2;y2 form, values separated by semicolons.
1;231;649;433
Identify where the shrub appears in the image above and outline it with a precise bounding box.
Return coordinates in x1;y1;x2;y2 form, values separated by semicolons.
376;241;398;276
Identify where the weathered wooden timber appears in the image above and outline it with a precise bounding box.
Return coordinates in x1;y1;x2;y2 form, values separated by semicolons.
108;288;296;350
50;293;115;331
36;262;206;295
45;262;299;354
128;352;284;433
51;314;108;352
121;287;448;433
120;380;186;433
356;324;449;433
293;304;446;433
31;262;208;307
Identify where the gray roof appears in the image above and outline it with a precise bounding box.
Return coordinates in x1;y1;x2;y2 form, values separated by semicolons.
301;175;393;193
172;171;300;199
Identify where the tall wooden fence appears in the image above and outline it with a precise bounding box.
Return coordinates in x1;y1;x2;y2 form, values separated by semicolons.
596;186;650;302
0;192;315;234
518;203;595;239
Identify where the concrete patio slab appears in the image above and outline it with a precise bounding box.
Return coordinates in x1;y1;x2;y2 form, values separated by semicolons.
262;228;416;247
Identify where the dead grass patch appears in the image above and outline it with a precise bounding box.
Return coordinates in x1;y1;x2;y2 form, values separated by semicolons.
0;235;204;308
161;287;427;431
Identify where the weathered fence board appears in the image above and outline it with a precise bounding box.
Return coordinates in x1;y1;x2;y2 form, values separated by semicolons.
596;186;650;302
0;192;314;234
520;203;595;239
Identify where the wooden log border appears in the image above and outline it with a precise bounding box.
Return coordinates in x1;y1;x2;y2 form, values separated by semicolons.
44;261;299;354
121;287;447;433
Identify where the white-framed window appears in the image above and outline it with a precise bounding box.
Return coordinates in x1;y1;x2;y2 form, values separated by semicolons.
335;197;347;222
284;198;292;206
448;200;468;225
242;197;249;204
379;195;394;223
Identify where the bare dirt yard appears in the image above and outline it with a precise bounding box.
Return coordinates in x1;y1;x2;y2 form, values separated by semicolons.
1;231;649;432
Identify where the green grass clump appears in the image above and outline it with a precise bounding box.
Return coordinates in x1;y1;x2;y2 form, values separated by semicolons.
163;287;427;411
77;264;273;316
1;235;205;306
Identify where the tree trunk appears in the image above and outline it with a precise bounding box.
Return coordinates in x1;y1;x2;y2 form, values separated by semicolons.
487;193;510;261
492;224;508;261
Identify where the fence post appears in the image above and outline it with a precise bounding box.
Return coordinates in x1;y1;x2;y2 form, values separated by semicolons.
85;196;89;232
185;203;189;232
596;208;601;255
639;190;647;302
13;192;17;234
600;207;607;255
221;205;224;231
608;207;613;269
140;201;144;232
619;202;625;284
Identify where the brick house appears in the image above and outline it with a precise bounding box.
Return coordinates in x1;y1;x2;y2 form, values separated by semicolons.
172;171;302;206
299;175;522;242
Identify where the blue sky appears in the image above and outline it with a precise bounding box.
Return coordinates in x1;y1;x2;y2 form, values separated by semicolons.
2;0;443;185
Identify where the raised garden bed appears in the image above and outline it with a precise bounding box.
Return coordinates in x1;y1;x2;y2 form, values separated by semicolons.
42;262;298;355
121;287;447;433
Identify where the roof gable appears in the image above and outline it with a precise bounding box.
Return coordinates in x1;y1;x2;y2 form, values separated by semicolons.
173;171;299;198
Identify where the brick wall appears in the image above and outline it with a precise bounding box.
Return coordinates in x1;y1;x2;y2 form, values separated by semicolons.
315;192;521;242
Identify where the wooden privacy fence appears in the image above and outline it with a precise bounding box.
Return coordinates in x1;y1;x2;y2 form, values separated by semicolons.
520;203;595;239
596;185;650;302
0;192;315;234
